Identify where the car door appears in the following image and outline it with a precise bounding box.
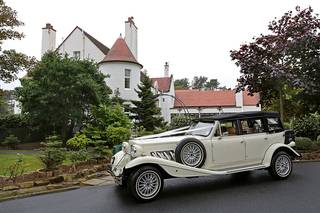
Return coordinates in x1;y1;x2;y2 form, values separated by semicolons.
240;118;271;165
211;120;246;170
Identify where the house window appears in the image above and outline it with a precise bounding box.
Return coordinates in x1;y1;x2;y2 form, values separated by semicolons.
73;51;80;59
125;69;131;89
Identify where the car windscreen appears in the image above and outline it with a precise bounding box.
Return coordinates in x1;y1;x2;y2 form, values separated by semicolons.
188;122;214;137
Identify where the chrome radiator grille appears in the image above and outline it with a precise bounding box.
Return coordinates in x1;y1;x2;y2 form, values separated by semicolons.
150;150;175;161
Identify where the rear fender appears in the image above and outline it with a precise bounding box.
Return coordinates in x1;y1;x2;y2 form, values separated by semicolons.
262;143;301;167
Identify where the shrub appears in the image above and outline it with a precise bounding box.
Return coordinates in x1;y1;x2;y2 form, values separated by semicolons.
5;154;25;183
39;136;66;170
106;126;131;147
292;113;320;140
69;149;90;163
1;134;20;149
92;146;112;159
83;104;132;147
67;133;92;150
295;137;313;150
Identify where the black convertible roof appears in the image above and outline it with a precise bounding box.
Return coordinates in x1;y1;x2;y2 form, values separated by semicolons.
196;111;280;122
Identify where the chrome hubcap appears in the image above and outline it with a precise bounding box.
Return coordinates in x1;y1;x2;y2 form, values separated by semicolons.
275;155;291;177
136;171;161;199
181;142;203;167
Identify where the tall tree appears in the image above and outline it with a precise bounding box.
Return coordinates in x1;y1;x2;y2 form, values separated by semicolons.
174;78;190;89
192;76;208;90
131;75;164;131
16;52;111;142
204;79;220;90
0;0;35;83
230;6;320;120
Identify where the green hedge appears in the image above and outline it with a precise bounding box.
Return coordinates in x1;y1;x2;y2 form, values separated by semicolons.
295;137;313;150
292;113;320;140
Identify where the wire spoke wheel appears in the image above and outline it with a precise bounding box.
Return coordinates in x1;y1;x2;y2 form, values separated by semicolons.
181;142;204;167
135;170;161;200
275;154;291;177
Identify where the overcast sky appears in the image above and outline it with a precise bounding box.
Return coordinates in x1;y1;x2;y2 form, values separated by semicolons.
1;0;320;90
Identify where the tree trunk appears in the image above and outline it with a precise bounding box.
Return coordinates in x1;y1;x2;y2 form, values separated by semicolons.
279;88;284;122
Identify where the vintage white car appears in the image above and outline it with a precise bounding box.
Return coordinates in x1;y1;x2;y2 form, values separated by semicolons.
108;111;300;202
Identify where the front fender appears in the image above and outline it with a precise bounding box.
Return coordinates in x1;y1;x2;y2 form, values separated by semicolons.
125;156;227;177
262;143;301;167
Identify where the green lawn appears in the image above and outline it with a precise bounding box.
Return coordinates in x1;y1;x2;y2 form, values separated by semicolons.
0;150;73;176
0;153;43;176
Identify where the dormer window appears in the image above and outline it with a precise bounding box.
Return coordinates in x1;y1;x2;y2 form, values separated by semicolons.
125;69;131;89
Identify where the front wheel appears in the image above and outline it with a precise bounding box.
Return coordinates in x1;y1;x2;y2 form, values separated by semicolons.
268;151;293;180
128;166;163;202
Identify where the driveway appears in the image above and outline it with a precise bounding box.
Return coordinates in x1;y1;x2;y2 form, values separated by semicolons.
1;162;319;213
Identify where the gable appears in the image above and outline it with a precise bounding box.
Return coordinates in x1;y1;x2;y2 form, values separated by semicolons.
56;26;109;62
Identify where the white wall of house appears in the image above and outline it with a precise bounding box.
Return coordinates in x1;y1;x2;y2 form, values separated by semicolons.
57;28;105;63
99;61;141;101
157;79;175;123
170;104;261;117
243;105;261;111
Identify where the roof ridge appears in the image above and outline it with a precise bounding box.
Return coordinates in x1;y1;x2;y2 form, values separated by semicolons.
56;26;109;55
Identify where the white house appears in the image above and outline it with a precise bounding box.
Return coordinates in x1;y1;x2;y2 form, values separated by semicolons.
41;18;142;103
41;17;260;123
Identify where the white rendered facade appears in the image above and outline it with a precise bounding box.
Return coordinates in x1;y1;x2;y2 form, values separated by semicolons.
99;62;141;101
153;79;175;123
56;27;106;63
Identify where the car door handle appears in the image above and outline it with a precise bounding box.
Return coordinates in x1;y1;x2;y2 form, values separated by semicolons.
240;140;244;144
264;137;268;140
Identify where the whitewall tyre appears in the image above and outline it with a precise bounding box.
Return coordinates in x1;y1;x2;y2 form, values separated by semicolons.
268;151;293;180
175;139;206;168
128;166;163;202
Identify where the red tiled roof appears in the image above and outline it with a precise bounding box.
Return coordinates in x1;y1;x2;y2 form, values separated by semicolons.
100;36;142;67
243;91;260;106
151;77;172;92
174;90;259;108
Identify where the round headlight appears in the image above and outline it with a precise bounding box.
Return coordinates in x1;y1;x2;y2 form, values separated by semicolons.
130;144;142;158
122;142;130;154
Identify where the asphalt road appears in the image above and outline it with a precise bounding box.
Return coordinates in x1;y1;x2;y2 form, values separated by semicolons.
1;162;320;213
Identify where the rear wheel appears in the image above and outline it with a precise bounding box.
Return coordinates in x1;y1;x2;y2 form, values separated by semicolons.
268;151;292;180
127;166;163;202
